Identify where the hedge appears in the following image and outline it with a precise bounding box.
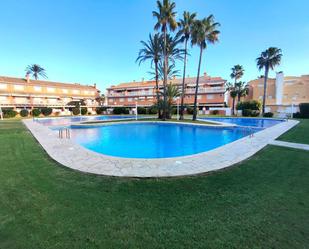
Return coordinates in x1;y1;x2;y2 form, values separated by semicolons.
299;103;309;118
237;100;261;111
41;107;53;116
137;107;147;115
19;109;29;117
148;105;158;114
263;112;274;118
95;107;107;115
113;107;129;115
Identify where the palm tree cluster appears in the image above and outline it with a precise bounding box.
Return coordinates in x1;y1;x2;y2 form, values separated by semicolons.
137;0;220;121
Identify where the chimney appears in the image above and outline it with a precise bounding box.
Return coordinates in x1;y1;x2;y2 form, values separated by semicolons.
203;72;207;77
141;77;144;82
93;83;96;88
25;72;30;83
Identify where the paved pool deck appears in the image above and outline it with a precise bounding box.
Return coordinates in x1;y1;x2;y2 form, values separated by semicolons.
23;119;299;177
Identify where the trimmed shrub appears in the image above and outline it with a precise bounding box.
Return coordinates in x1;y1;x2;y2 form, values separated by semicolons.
95;107;107;115
242;109;252;117
148;105;158;115
113;107;129;115
263;112;274;118
212;110;219;115
299;103;309;118
72;107;80;115
41;107;53;116
237;100;261;111
20;109;29;117
81;107;87;115
293;112;302;118
137;107;147;115
32;108;41;117
3;109;17;118
251;110;260;117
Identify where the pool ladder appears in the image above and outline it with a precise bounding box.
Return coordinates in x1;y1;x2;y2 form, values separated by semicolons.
58;128;71;139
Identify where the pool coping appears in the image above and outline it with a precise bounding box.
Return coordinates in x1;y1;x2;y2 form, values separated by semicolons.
23;119;299;177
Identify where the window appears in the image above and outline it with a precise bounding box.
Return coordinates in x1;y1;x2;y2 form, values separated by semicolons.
207;94;214;99
62;89;69;94
268;95;272;99
47;87;55;93
197;95;202;100
0;84;7;89
14;85;24;91
72;89;80;94
108;98;113;103
128;98;133;102
84;90;89;95
34;86;41;92
0;96;7;103
119;98;124;102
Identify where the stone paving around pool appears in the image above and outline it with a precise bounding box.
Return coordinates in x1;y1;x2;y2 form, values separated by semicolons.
23;119;299;177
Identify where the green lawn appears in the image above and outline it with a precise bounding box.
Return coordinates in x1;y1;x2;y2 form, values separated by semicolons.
278;119;309;144
0;120;309;249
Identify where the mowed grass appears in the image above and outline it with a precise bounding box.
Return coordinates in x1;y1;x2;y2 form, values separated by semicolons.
0;120;309;249
278;119;309;144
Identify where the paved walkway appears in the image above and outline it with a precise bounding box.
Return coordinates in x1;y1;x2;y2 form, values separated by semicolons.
269;140;309;151
23;119;299;177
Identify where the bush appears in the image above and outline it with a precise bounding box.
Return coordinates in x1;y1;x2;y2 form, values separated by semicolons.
113;107;129;115
2;109;17;118
19;109;29;117
41;107;53;116
237;100;261;111
186;106;194;115
212;110;219;115
299;103;309;118
251;110;260;117
293;112;302;118
137;107;147;115
148;105;158;115
72;107;80;115
263;112;274;118
32;108;41;117
81;107;87;115
95;107;107;115
242;109;252;117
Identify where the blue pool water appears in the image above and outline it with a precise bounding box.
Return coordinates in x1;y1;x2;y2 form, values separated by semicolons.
36;115;135;126
199;117;283;128
69;122;256;158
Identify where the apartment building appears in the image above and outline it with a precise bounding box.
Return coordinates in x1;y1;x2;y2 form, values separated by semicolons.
247;72;309;114
0;75;100;111
106;73;227;110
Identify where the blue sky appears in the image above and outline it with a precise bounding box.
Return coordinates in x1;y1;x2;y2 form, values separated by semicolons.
0;0;308;92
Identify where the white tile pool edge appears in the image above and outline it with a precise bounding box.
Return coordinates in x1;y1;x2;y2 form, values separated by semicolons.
23;119;299;177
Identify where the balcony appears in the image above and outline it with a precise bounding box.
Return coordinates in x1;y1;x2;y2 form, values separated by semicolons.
185;87;225;94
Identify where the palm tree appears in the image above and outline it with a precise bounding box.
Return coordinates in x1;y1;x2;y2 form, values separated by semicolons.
230;64;244;84
256;47;282;114
160;83;181;118
149;61;180;81
226;82;237;115
191;16;220;121
153;0;177;120
235;81;249;102
25;64;47;80
178;11;196;120
136;33;162;117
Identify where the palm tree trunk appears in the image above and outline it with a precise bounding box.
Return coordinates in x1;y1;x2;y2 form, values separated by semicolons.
154;61;160;119
262;65;269;114
232;97;235;115
162;27;168;121
193;46;203;121
180;38;188;120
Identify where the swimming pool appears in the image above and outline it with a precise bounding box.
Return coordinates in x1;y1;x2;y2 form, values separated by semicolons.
36;115;135;126
198;117;284;128
69;122;256;158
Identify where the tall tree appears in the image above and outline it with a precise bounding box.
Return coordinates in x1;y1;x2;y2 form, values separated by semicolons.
178;11;196;120
159;82;181;118
256;47;282;114
225;82;237;115
230;64;244;84
153;0;177;120
25;64;47;80
191;16;220;121
136;33;162;118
